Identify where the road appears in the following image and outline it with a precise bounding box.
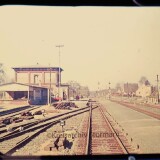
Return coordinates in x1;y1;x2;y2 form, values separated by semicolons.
98;98;160;153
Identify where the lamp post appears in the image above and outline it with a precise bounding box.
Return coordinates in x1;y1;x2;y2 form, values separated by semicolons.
109;82;111;99
98;82;100;97
56;45;64;102
127;82;129;99
47;64;52;106
121;89;123;101
106;84;108;99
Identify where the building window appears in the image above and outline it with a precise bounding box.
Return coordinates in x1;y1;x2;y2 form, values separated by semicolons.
34;75;38;84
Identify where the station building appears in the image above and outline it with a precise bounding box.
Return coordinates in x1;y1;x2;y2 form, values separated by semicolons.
0;83;48;105
0;64;69;105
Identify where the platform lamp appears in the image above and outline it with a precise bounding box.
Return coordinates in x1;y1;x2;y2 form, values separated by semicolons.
156;75;160;104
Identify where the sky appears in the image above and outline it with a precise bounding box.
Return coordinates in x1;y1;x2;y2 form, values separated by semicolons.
0;6;160;91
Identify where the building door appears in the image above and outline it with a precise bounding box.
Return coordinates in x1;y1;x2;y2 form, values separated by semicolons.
63;91;67;100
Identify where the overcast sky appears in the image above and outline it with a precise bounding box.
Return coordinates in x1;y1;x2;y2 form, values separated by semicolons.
0;6;160;91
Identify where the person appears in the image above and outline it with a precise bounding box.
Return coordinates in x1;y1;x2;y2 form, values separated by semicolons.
76;95;79;100
42;109;46;117
63;137;68;149
42;113;46;117
54;136;60;150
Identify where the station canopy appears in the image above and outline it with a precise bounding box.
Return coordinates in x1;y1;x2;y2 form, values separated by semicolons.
0;83;46;92
0;83;30;92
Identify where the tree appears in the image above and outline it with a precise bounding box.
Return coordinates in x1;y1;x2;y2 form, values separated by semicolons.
115;82;124;91
145;80;150;86
67;81;90;98
0;63;6;84
67;81;81;90
139;76;150;86
115;83;121;90
67;81;80;98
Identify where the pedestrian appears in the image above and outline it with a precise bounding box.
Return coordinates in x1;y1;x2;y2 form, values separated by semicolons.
54;136;60;150
42;109;45;114
63;137;68;149
42;113;46;117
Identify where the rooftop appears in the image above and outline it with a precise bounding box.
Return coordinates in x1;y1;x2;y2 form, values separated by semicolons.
0;82;49;91
12;64;63;72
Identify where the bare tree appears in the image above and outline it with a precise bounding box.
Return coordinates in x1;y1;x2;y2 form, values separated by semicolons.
67;81;80;98
67;80;90;98
139;76;150;85
0;63;6;84
115;82;124;91
115;83;121;90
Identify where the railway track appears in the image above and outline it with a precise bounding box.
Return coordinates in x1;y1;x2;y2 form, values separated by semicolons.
0;106;90;155
98;105;138;153
73;101;138;155
0;105;91;138
72;103;96;155
110;99;160;120
0;105;44;134
0;100;139;155
89;106;128;154
0;105;42;120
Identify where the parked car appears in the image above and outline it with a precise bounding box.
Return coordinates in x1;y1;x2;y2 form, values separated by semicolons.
51;97;62;102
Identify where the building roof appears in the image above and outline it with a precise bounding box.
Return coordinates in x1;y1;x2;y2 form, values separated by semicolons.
0;82;49;92
124;83;138;93
56;84;69;87
12;64;63;72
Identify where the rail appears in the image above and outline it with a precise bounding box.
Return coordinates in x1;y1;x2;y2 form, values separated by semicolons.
0;107;91;155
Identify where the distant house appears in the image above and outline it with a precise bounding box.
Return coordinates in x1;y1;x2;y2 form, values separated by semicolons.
136;83;153;98
123;83;138;96
145;86;160;104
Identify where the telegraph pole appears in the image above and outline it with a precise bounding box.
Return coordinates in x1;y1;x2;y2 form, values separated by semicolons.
156;75;160;104
97;82;100;97
49;64;52;106
56;45;64;101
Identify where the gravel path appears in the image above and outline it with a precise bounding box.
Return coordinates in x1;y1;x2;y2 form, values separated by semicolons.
99;99;160;153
